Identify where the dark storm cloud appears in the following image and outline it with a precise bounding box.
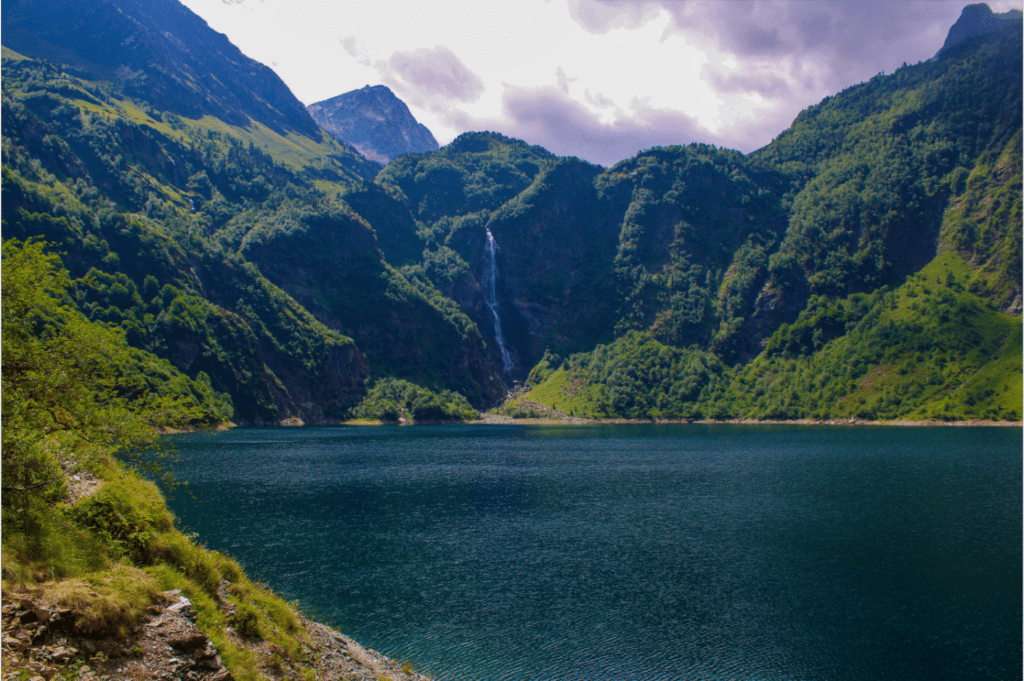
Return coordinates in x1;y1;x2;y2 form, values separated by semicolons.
377;45;485;109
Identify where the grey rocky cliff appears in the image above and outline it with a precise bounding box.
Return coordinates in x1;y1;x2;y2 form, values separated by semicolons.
308;85;440;164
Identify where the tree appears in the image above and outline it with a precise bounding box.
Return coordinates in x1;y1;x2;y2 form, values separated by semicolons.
1;239;206;519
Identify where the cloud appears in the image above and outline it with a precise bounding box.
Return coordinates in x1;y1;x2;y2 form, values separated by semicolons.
565;0;665;33
442;84;733;167
376;45;486;111
555;66;577;93
180;0;1019;166
569;0;979;92
340;36;371;67
553;0;1004;158
701;58;792;99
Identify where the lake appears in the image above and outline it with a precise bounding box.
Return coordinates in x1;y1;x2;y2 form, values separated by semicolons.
163;424;1021;681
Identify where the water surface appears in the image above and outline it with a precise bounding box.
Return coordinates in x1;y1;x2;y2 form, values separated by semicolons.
164;424;1021;681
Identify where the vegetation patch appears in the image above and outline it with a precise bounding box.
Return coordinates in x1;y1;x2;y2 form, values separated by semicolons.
522;253;1021;422
354;378;479;423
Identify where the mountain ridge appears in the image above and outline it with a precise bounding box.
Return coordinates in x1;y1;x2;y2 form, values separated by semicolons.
1;0;1019;423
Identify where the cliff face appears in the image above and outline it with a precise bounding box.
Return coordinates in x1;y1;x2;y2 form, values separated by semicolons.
308;85;440;164
485;158;621;370
236;203;503;406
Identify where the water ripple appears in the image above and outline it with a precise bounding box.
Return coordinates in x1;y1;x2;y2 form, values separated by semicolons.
166;425;1022;681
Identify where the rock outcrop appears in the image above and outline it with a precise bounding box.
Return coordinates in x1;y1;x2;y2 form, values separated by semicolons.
1;586;432;681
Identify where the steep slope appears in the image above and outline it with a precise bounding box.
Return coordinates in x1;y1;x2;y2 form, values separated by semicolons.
5;0;314;139
308;85;439;164
1;0;379;183
1;0;503;416
938;130;1022;314
598;146;791;361
753;16;1022;327
1;241;429;680
506;18;1021;421
370;132;561;377
374;138;790;373
1;50;370;422
485;157;621;366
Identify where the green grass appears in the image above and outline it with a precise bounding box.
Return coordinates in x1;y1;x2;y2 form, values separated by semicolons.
1;45;30;62
2;456;322;681
524;368;604;417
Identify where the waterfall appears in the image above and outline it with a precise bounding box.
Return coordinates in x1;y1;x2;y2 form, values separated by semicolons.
485;228;514;373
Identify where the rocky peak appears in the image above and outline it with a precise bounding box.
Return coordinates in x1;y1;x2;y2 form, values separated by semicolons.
938;3;1023;55
308;85;440;164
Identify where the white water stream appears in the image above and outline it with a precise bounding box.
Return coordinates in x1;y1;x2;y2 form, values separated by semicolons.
484;228;514;373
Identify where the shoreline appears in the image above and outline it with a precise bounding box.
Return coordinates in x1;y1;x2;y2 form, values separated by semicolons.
476;414;1023;427
164;416;1023;430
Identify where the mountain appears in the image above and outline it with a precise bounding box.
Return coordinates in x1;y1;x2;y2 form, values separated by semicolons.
2;0;1020;425
938;3;1023;54
508;16;1022;421
4;0;317;139
308;85;440;164
8;5;1018;681
1;0;503;423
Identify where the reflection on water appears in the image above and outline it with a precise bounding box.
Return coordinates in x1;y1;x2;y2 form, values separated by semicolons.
164;424;1021;681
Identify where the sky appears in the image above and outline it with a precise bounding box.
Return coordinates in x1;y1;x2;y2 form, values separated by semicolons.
177;0;1021;167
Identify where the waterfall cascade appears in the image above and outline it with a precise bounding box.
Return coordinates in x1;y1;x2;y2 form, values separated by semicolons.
484;228;514;373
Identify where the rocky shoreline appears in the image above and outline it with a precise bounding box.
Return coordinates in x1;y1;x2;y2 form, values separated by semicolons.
1;586;430;681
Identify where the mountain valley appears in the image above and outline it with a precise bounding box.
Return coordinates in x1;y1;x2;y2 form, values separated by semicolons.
1;1;1020;423
2;2;1021;680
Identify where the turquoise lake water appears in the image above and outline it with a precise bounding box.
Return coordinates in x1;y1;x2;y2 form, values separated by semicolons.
163;424;1021;681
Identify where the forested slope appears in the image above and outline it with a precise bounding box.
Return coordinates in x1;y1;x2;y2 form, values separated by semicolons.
510;20;1022;421
1;2;504;421
2;0;1019;424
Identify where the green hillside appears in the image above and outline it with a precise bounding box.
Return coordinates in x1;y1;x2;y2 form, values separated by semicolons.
0;42;502;420
511;21;1022;421
521;251;1020;421
2;237;400;681
2;0;1020;426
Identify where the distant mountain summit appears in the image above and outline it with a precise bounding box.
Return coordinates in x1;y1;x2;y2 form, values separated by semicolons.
308;86;439;164
938;3;1022;55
